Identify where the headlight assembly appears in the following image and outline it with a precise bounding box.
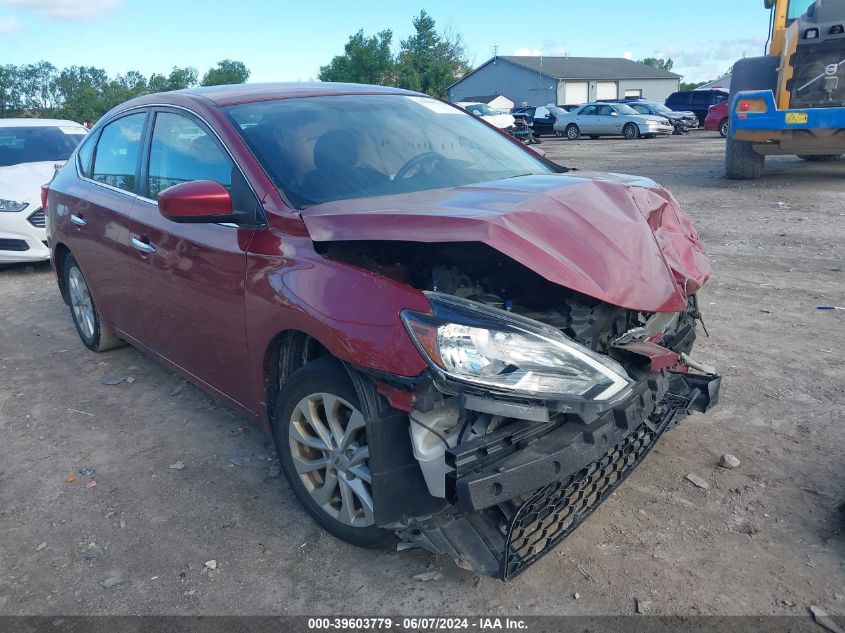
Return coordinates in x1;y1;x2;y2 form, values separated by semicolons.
402;293;632;403
0;199;29;212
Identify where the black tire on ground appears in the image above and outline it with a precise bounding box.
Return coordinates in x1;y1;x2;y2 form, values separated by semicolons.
799;155;842;161
554;130;563;138
63;253;124;352
273;356;393;549
725;137;765;179
565;124;580;140
623;123;639;140
719;119;729;138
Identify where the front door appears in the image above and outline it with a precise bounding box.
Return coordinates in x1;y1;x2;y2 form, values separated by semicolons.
127;109;259;407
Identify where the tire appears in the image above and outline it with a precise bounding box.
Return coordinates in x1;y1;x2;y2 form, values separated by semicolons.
623;123;639;140
63;254;124;352
719;119;729;138
565;124;580;140
725;137;765;179
554;129;563;138
272;356;392;548
799;154;841;161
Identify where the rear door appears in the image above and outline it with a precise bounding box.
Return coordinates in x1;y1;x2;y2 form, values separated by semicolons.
127;108;261;407
65;111;148;338
575;105;598;133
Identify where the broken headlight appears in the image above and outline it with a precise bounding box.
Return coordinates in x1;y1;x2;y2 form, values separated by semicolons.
401;292;632;403
0;199;28;212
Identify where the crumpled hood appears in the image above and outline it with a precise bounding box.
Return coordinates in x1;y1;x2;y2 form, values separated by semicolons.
301;172;710;312
0;161;60;202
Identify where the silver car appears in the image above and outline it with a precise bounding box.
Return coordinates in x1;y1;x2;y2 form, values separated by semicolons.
552;103;675;140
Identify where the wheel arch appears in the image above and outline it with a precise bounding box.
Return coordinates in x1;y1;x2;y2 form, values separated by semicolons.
53;242;72;305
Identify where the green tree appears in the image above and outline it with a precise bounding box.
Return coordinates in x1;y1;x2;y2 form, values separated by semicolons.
54;66;109;122
680;80;707;91
638;57;675;72
201;59;250;86
149;66;199;93
17;61;60;113
396;11;469;98
318;29;395;85
0;64;21;116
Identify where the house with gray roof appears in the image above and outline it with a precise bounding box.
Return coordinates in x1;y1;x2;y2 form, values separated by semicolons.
449;56;682;108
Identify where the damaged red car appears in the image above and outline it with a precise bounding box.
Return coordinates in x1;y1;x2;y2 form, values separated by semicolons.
45;83;720;580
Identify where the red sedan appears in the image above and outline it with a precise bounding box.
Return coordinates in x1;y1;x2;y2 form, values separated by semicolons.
706;100;730;137
45;83;720;579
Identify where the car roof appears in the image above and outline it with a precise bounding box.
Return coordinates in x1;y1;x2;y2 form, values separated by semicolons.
0;118;86;128
120;82;422;109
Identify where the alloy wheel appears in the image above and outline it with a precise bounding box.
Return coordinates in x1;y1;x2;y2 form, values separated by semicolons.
288;392;374;527
68;266;95;340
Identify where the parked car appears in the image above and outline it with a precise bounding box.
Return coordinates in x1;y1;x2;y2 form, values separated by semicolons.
0;119;87;263
621;100;699;134
553;102;675;140
45;83;719;579
512;106;557;137
455;101;516;132
705;101;730;138
665;90;729;126
509;111;538;143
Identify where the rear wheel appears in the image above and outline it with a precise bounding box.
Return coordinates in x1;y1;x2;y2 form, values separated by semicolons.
63;254;124;352
273;357;392;548
623;123;639;140
719;119;729;138
725;137;765;179
565;124;580;140
799;154;841;161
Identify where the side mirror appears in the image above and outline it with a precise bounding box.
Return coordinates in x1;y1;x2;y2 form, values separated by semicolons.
158;180;233;223
610;111;619;116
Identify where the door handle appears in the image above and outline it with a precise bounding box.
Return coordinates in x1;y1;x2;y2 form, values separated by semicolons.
70;214;87;227
130;236;156;254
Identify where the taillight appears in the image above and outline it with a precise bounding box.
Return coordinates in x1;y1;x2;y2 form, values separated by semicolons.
41;184;49;211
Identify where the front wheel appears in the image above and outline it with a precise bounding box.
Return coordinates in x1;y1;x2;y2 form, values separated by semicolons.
623;123;639;140
719;119;729;138
63;254;124;352
565;124;580;140
725;137;765;179
273;357;392;548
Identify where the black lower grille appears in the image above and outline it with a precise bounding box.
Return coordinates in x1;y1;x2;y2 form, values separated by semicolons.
27;208;46;228
503;423;658;579
0;238;30;252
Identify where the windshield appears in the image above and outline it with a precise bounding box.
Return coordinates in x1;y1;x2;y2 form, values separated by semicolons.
227;95;552;208
0;125;87;167
787;0;813;20
614;104;639;115
646;102;672;113
465;103;497;116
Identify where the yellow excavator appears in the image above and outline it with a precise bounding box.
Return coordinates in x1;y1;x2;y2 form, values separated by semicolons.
726;0;845;178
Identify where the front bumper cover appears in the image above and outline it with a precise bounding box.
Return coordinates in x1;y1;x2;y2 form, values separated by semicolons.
398;371;720;580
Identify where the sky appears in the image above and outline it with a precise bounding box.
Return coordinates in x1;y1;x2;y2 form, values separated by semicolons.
0;0;771;84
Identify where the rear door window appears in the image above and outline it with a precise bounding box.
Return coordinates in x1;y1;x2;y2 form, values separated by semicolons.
668;92;691;106
92;113;146;192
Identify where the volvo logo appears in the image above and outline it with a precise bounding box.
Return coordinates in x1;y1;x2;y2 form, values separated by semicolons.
825;63;839;76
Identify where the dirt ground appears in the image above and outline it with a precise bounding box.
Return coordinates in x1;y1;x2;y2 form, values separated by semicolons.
1;131;843;617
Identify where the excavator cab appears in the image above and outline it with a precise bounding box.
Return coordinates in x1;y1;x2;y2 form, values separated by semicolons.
725;0;845;178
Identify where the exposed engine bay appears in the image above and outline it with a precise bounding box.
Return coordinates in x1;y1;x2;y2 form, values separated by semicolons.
320;238;718;579
320;240;700;355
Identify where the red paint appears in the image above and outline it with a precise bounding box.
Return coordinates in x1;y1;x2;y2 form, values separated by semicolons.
705;101;729;132
303;172;709;312
613;341;680;372
375;382;417;413
46;83;713;436
157;180;232;220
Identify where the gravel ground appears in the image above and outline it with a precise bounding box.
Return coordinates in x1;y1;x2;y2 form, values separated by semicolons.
1;131;843;616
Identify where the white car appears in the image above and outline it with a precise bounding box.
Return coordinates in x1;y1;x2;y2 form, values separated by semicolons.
0;119;88;263
455;102;516;131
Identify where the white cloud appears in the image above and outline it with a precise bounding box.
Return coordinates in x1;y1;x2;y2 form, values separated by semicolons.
623;51;633;60
0;0;121;20
648;37;767;81
0;15;19;32
512;48;544;57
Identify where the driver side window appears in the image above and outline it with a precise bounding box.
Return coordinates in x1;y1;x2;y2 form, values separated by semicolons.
147;112;257;213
